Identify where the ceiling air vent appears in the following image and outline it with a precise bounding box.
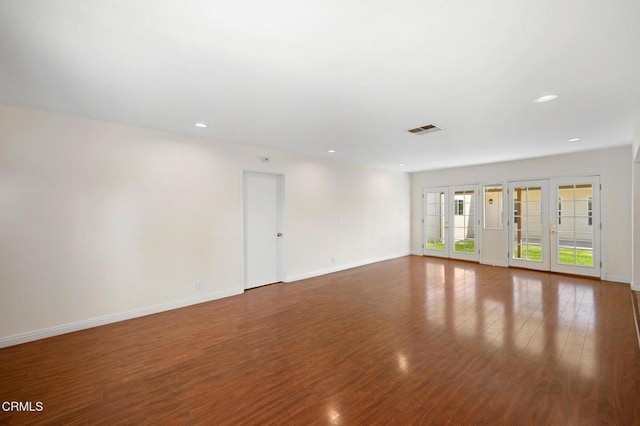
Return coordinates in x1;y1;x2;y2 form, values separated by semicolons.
408;124;443;135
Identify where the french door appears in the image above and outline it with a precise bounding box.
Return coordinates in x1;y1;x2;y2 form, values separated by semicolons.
508;177;600;277
508;181;550;271
551;177;600;277
423;185;479;261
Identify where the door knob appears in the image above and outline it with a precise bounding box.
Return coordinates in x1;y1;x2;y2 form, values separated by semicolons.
277;232;283;237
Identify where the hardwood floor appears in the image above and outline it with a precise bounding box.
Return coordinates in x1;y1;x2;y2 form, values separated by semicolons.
1;255;639;425
633;291;640;350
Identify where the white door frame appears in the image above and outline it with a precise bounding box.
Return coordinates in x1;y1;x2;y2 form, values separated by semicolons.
507;177;601;278
448;185;480;262
242;171;285;289
422;185;480;261
550;176;601;277
508;180;550;271
422;186;449;258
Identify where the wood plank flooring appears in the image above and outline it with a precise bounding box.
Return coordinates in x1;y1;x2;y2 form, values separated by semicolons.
1;255;639;425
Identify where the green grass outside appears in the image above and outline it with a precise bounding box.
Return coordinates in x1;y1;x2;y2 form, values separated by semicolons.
518;245;593;267
563;248;593;266
426;239;475;253
426;241;445;251
426;240;593;266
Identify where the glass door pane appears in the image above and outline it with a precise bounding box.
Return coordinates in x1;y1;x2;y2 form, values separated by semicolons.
449;185;479;261
508;181;549;271
453;190;476;254
550;177;600;277
556;184;593;266
512;186;542;261
423;188;448;256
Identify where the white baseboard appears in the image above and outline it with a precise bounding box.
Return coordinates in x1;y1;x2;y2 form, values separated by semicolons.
603;275;631;284
0;288;243;349
285;252;410;282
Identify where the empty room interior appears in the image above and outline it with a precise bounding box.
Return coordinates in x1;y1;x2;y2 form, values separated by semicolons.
1;0;640;424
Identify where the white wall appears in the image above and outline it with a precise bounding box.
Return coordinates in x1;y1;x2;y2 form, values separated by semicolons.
411;146;633;283
0;104;410;345
632;119;640;291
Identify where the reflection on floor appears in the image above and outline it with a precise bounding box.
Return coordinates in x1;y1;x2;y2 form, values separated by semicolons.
1;255;639;424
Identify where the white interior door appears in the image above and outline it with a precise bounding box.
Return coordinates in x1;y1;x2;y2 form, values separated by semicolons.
550;177;600;277
508;180;550;271
422;185;479;261
244;172;283;289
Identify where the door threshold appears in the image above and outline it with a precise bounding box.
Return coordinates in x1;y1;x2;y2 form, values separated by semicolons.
422;255;479;264
245;281;283;291
507;265;601;280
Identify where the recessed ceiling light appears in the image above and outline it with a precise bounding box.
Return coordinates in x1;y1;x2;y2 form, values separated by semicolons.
194;122;208;128
567;137;582;143
534;94;559;103
398;163;406;167
327;149;336;153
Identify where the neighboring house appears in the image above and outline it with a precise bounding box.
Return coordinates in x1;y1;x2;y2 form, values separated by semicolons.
511;186;594;246
425;191;476;247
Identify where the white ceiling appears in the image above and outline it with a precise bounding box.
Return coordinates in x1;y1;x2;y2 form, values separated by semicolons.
1;0;639;172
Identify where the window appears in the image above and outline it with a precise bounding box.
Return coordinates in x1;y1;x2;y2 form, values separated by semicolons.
483;184;503;229
455;199;464;216
588;196;593;226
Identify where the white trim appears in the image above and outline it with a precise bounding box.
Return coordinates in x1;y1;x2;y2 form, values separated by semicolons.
285;252;410;282
502;180;509;266
603;275;631;284
632;281;640;291
0;288;242;349
600;175;608;280
421;187;425;255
